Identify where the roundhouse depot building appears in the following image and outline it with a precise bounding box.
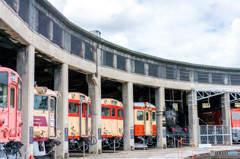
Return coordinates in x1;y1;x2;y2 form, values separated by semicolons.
0;0;240;158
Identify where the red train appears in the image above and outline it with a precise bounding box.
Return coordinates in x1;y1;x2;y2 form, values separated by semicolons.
0;67;23;158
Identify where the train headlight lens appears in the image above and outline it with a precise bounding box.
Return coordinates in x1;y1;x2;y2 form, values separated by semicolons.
184;128;188;132
171;128;175;132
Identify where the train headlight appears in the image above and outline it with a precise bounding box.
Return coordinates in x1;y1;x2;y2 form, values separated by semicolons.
171;128;175;132
184;128;188;132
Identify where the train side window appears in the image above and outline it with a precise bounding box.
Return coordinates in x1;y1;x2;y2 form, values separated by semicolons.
69;102;78;114
152;112;156;121
146;112;149;121
34;95;48;110
118;109;123;117
102;107;110;116
0;84;8;108
232;112;240;119
112;108;116;117
17;80;22;110
137;111;143;120
10;87;15;108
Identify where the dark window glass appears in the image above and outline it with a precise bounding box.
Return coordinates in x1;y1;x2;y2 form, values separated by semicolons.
69;102;78;114
102;51;114;67
198;72;209;83
152;112;156;121
118;109;123;117
34;95;48;110
180;69;190;81
50;97;56;111
117;55;126;71
137;111;143;120
231;75;240;85
38;10;50;39
0;72;8;85
52;22;63;47
212;73;223;84
71;35;82;56
19;0;29;23
10;87;15;108
135;60;144;74
149;63;158;77
17;80;22;110
146;112;149;121
85;42;94;61
101;107;110;116
166;67;174;80
112;108;116;117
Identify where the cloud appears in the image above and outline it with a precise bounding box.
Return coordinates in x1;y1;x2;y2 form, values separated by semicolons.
48;0;240;68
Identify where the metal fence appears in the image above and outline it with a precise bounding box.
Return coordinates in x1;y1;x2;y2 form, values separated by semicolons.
199;125;231;145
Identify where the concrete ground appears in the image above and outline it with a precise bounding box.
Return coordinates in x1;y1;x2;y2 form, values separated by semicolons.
69;145;240;159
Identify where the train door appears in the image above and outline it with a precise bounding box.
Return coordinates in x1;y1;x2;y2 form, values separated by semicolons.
49;96;57;138
80;101;89;137
9;84;17;138
144;110;152;136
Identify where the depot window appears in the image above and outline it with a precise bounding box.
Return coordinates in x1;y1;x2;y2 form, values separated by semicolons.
152;112;156;121
34;95;48;110
137;111;143;120
232;112;240;119
118;109;123;118
102;107;110;116
69;102;78;114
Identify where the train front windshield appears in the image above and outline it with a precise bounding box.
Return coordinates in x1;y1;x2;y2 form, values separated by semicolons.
0;72;8;108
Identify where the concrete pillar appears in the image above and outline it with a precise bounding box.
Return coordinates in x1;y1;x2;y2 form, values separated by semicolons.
144;63;149;76
17;45;35;158
54;64;69;158
113;54;117;69
87;74;102;154
187;90;199;146
155;87;167;148
122;82;134;151
126;58;131;73
221;93;232;145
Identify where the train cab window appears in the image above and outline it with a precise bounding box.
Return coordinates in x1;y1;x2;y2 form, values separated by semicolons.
17;80;22;110
10;87;15;108
102;107;110;116
146;112;149;121
112;108;116;117
0;84;8;108
34;95;48;110
118;109;123;118
232;112;240;119
152;112;156;121
69;102;78;114
50;97;56;111
137;111;143;120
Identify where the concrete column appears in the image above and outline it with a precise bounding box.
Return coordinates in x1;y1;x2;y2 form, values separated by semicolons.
17;45;35;158
54;64;69;158
155;87;167;148
221;93;232;145
122;82;134;151
187;90;199;146
87;74;102;154
144;63;149;76
113;54;117;69
126;58;131;73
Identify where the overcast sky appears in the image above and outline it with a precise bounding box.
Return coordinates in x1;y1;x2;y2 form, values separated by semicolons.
48;0;240;68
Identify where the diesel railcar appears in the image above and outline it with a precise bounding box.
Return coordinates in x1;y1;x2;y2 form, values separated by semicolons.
101;98;123;149
0;67;23;158
33;87;61;158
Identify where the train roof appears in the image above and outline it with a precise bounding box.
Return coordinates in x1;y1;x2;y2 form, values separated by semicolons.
133;102;156;108
34;87;59;97
68;92;91;102
101;98;123;107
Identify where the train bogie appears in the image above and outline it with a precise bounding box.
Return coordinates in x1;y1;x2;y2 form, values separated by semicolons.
33;87;61;157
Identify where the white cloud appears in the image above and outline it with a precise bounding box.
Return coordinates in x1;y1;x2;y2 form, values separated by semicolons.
48;0;240;68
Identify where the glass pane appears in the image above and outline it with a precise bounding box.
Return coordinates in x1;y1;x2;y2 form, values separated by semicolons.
101;107;110;116
112;108;115;117
137;111;143;120
34;95;48;110
50;97;56;111
0;84;8;108
146;112;149;121
118;109;123;117
152;112;156;121
69;102;78;114
10;87;15;108
17;80;22;110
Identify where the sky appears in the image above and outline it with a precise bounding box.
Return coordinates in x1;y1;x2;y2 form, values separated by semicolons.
48;0;240;68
